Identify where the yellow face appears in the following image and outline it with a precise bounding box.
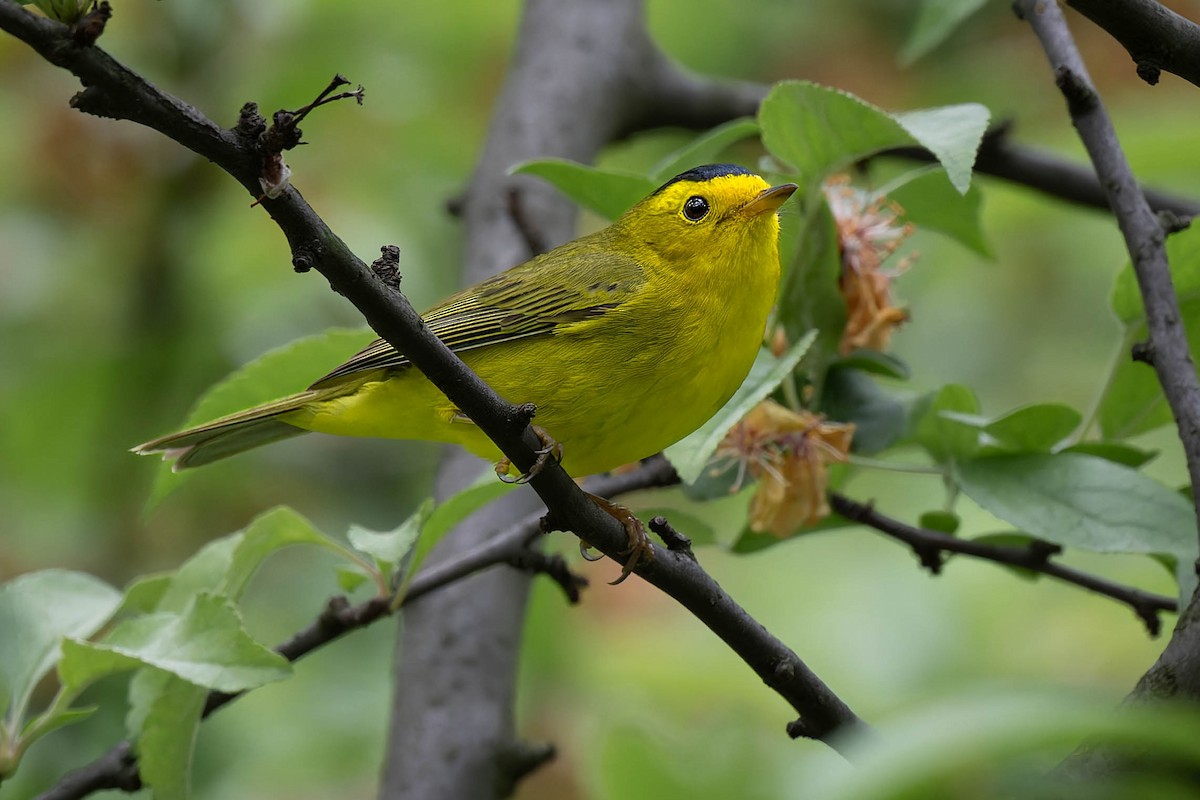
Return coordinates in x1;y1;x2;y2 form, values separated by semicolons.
618;165;797;268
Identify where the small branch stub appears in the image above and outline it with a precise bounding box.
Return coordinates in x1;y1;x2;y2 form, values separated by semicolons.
1136;60;1161;85
507;549;588;604
250;75;365;206
1132;340;1156;366
70;0;110;46
649;515;696;560
371;245;402;289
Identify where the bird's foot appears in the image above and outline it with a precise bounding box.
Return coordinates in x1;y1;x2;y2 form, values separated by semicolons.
579;493;654;585
494;425;563;485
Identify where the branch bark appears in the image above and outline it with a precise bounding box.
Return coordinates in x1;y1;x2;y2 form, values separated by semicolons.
1014;0;1200;775
829;493;1177;636
1065;0;1200;87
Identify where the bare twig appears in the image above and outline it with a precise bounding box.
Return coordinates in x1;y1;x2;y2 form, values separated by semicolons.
649;514;696;560
829;493;1177;637
1066;0;1200;87
507;549;588;603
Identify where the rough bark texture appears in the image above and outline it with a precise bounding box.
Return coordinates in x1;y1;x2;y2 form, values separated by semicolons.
1066;0;1200;87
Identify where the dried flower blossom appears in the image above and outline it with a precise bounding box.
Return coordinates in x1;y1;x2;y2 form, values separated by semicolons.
824;176;915;355
715;400;855;537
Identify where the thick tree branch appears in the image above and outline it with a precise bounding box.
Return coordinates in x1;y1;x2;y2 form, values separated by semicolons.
1066;0;1200;87
829;493;1177;636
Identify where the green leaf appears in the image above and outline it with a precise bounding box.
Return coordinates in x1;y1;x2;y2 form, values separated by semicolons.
510;159;655;221
982;403;1081;453
664;332;818;484
919;510;960;535
1060;441;1157;469
348;498;433;574
18;705;97;743
25;0;88;23
61;594;290;694
819;366;910;455
415;475;515;572
958;453;1199;599
112;509;329;800
758;81;988;193
900;0;990;65
832;349;912;380
1099;223;1200;438
335;566;371;593
760;82;909;189
913;385;981;463
116;573;174;617
158;507;339;614
0;570;120;726
146;328;376;507
892;105;990;195
650;118;760;183
888;170;991;257
131;670;205;800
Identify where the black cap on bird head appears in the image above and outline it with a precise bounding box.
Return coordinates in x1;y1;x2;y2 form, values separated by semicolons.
652;163;755;195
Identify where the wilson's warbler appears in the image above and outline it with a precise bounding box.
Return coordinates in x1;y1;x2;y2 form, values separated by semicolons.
136;164;796;571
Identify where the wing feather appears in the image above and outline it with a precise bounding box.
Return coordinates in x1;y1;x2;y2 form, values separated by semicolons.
309;242;642;388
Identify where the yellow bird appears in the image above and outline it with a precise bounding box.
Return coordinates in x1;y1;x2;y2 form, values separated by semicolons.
136;164;796;571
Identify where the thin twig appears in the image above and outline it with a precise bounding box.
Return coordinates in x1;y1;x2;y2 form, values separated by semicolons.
830;493;1177;637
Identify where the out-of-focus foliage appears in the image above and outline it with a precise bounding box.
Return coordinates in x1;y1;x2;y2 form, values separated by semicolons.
4;0;1200;798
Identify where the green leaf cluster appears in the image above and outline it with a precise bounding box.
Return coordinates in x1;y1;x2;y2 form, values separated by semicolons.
0;477;506;793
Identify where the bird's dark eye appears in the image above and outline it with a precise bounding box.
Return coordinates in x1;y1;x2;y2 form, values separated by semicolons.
682;195;710;222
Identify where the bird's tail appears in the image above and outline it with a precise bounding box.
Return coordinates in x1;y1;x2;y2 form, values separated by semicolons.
133;390;328;471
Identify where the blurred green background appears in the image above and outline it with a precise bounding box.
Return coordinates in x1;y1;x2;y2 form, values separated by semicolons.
3;1;1199;797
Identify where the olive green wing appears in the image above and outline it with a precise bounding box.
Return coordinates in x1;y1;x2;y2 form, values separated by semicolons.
308;241;644;388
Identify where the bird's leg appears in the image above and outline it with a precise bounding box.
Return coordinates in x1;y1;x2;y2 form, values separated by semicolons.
579;493;654;585
494;425;563;484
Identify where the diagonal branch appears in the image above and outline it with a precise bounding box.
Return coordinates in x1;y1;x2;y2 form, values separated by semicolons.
1065;0;1200;87
0;0;866;782
829;493;1177;636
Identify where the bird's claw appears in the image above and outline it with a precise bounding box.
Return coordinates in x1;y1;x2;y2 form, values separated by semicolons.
585;493;654;585
494;425;563;484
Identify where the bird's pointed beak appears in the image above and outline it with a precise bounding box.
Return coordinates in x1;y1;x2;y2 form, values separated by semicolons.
741;183;798;217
